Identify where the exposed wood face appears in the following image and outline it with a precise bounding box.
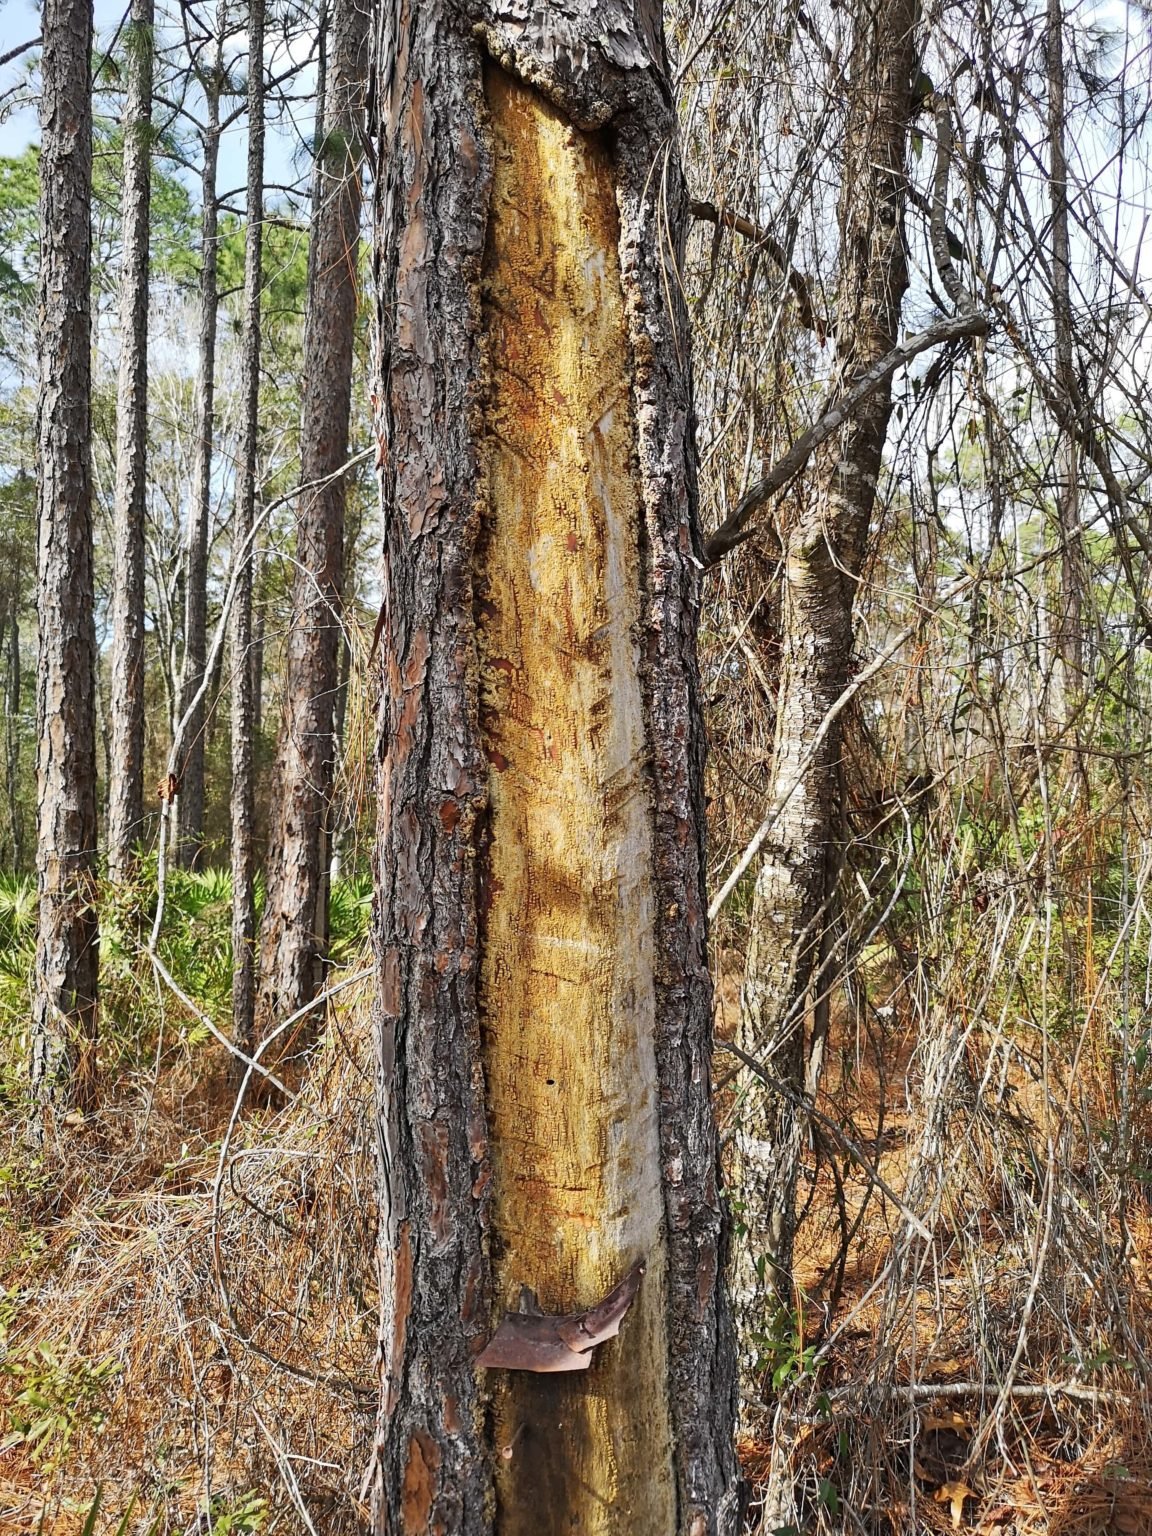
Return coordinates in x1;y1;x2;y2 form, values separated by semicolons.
477;66;675;1531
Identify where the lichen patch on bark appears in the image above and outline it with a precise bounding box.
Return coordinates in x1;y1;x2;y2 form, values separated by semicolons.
476;65;675;1533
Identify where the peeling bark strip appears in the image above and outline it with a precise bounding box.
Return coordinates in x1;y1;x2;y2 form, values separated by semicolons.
369;0;737;1530
32;0;99;1114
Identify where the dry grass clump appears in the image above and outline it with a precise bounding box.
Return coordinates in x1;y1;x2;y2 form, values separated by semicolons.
0;973;377;1536
733;981;1152;1535
742;1396;1152;1535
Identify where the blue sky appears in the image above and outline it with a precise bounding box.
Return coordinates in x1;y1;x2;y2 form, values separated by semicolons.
0;0;318;211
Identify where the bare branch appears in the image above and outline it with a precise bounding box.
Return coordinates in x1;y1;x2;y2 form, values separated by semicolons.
689;197;826;338
702;310;988;565
717;1036;933;1242
931;98;981;318
0;36;41;69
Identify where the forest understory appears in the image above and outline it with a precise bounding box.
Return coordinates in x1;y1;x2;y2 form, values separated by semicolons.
2;916;1150;1536
5;0;1152;1528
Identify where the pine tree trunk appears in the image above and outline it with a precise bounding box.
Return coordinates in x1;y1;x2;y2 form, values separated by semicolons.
32;0;100;1115
327;628;351;884
367;6;737;1531
735;0;916;1329
4;582;24;868
255;0;368;1045
230;0;265;1069
106;0;154;883
175;26;222;870
249;587;263;744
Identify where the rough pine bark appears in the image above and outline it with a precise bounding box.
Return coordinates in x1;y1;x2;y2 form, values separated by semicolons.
229;0;265;1068
106;0;154;882
175;21;223;869
4;564;25;867
255;0;368;1045
736;0;917;1324
32;0;100;1114
367;1;737;1530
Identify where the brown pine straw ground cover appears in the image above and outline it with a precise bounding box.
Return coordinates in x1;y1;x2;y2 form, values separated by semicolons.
1;953;1151;1534
0;972;378;1536
717;954;1152;1535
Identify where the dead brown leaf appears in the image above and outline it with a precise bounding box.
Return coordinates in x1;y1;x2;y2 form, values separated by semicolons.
925;1410;972;1437
935;1480;977;1530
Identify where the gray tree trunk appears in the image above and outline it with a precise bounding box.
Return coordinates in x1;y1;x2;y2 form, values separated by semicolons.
229;0;265;1070
367;3;737;1531
32;0;100;1116
1046;0;1084;708
255;0;368;1046
735;0;917;1329
106;0;154;883
175;22;223;870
